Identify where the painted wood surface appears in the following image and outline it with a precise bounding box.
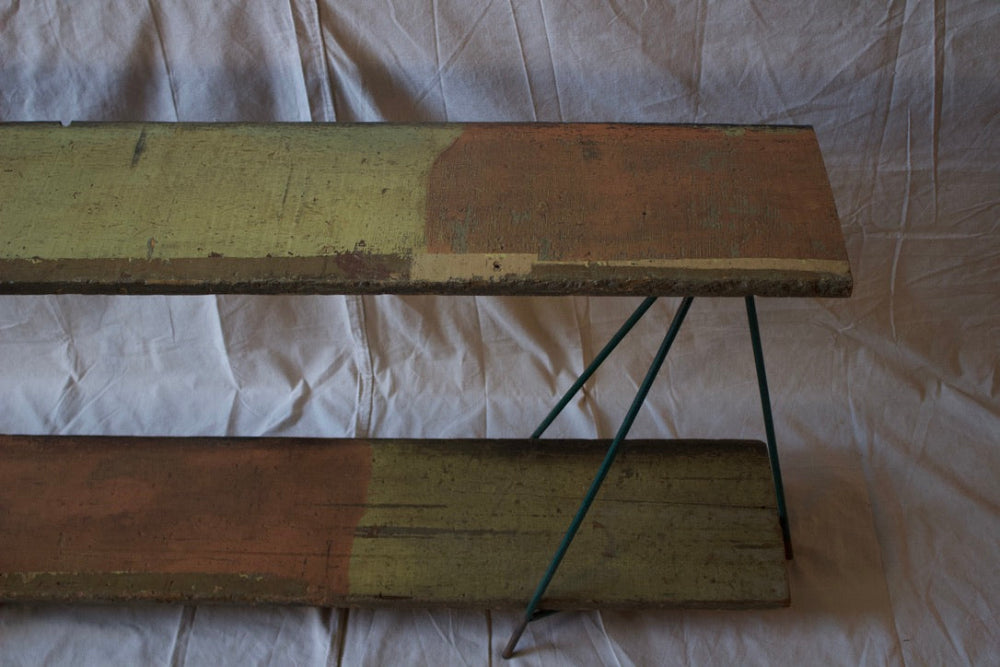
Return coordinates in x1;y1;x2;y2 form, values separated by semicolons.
0;123;850;296
0;436;788;609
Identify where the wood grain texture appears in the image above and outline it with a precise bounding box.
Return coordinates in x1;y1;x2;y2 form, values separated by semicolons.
0;122;850;296
0;436;788;609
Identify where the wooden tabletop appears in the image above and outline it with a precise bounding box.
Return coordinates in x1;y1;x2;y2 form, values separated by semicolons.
0;435;788;609
0;123;851;297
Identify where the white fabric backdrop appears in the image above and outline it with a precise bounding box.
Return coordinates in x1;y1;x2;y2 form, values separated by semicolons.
1;1;997;664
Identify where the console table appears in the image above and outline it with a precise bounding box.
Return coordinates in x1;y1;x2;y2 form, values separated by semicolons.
0;123;851;657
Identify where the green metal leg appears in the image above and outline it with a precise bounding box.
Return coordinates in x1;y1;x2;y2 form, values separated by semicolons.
745;296;793;560
502;297;694;659
532;296;658;439
502;296;792;658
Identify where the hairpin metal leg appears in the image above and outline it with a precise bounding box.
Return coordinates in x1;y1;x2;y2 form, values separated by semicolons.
502;297;694;659
532;296;658;439
745;296;793;560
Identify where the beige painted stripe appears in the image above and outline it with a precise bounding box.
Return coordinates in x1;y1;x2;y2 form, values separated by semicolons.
411;253;850;281
562;257;851;273
410;252;538;281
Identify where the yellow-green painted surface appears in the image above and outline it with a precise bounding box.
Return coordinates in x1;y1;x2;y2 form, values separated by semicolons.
347;439;788;608
0;123;461;260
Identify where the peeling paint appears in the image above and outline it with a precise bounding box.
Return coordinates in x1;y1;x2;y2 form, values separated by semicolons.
411;252;536;281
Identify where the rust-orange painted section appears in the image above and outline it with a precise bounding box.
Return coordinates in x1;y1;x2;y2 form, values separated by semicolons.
425;124;846;263
0;436;372;603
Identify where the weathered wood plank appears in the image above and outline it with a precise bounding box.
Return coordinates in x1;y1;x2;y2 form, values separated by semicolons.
0;436;788;608
0;122;850;297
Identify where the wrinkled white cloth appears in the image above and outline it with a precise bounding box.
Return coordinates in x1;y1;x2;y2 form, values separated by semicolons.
1;1;997;664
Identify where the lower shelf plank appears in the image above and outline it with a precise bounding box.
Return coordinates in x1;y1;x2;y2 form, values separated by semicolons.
0;436;788;609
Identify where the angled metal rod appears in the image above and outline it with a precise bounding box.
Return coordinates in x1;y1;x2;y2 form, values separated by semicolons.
503;296;694;660
532;296;658;439
745;295;793;560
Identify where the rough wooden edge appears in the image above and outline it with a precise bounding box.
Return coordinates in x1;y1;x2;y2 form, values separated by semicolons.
0;258;851;297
